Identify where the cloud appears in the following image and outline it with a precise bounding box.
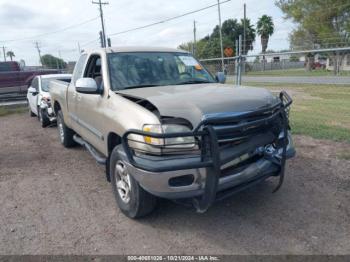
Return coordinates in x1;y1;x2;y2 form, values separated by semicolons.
0;3;37;25
0;0;293;65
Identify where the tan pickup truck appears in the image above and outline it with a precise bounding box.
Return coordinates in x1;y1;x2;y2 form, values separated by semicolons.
50;47;295;218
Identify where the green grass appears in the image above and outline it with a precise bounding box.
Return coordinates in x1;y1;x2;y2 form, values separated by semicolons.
243;82;350;142
0;107;27;117
246;68;350;77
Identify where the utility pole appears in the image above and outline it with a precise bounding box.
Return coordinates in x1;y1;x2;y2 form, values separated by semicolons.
217;0;224;71
243;3;246;73
78;42;81;54
35;42;42;66
2;46;6;61
58;51;62;69
92;0;109;48
235;39;239;85
55;58;59;70
99;31;104;47
243;3;246;56
237;35;242;86
193;20;197;57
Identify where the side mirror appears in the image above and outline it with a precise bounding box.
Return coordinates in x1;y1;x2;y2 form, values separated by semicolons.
28;87;37;96
215;72;226;84
75;78;101;94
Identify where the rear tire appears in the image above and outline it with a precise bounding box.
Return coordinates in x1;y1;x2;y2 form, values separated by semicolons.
57;110;76;148
38;108;50;128
110;145;157;218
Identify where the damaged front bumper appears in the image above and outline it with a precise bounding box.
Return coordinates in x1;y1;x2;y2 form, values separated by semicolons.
121;91;295;212
40;100;56;122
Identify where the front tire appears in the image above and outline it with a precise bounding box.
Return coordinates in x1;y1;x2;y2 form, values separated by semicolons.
38;107;50;128
57;110;76;148
110;146;157;218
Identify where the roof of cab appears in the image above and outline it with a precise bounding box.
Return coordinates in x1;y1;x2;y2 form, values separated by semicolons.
83;46;189;54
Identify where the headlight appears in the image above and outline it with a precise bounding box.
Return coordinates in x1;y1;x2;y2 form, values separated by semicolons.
143;124;195;147
142;124;163;145
42;96;50;102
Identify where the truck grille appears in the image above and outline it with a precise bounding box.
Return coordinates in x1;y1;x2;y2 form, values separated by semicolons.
211;108;283;148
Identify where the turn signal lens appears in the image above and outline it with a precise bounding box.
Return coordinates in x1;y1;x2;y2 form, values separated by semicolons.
143;125;163;145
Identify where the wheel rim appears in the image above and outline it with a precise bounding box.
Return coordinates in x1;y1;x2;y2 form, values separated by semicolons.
58;116;64;143
115;160;131;204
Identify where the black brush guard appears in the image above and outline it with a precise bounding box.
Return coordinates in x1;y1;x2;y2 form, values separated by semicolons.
122;91;293;212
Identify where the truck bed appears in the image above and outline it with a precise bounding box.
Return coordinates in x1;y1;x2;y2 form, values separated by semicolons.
49;79;70;107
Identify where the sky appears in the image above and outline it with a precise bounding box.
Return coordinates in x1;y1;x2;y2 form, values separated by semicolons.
0;0;295;66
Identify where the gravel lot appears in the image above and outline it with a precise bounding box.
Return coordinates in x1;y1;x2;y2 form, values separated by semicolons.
0;113;349;255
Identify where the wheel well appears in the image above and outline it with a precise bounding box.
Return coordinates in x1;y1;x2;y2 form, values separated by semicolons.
106;132;122;182
54;102;61;114
107;132;121;155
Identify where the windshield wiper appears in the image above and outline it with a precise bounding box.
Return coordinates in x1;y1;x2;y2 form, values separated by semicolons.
176;79;212;85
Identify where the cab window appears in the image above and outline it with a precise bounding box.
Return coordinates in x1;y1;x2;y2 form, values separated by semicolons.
84;55;103;88
31;77;39;91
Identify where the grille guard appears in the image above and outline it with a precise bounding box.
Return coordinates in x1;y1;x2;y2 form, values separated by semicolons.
121;91;293;212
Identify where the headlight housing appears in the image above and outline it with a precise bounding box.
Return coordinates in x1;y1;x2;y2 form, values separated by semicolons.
143;124;195;147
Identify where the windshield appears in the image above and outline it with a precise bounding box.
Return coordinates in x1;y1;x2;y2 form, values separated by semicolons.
41;78;71;92
108;52;216;91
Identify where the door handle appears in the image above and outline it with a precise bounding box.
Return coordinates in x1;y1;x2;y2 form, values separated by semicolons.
77;94;82;101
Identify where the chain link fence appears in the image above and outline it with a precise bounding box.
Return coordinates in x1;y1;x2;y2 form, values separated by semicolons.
200;47;350;85
200;47;350;143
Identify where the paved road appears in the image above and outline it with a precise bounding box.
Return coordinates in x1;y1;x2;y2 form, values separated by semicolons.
1;114;349;255
242;76;350;85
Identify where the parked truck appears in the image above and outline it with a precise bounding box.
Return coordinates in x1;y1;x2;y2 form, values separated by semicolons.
50;47;295;218
0;61;59;95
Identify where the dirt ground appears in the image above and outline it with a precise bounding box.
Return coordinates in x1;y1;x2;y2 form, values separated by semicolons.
0;113;349;255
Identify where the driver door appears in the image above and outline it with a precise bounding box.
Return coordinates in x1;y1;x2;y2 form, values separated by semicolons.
75;54;106;153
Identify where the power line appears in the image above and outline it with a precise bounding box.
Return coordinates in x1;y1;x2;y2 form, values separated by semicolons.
80;38;100;47
0;16;99;43
108;0;232;37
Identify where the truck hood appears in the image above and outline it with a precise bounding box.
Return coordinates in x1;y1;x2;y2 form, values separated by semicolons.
117;84;280;127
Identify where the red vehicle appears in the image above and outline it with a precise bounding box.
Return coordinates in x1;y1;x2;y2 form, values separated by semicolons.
0;61;59;95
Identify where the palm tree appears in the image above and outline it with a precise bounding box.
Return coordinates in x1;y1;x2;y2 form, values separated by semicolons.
6;51;15;61
257;15;274;68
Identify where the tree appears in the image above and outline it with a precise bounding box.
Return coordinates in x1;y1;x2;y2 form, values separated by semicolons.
257;15;274;54
6;51;15;61
276;0;350;73
41;54;66;69
178;18;256;59
257;15;274;70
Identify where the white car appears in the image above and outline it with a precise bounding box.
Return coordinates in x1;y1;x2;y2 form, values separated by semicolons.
27;74;72;127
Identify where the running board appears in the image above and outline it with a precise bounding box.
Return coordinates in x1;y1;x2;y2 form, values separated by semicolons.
73;135;107;165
